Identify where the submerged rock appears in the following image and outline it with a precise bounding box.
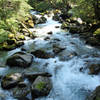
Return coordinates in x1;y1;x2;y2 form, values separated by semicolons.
1;73;22;89
6;52;33;68
31;76;52;99
31;50;54;59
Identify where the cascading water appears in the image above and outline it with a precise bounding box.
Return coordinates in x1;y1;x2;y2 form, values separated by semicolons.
0;11;100;100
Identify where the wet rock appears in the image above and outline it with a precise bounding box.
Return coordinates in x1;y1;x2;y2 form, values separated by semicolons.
1;73;22;89
31;50;54;59
23;72;52;82
69;26;80;33
47;31;53;35
36;16;47;24
86;37;100;46
53;14;60;21
7;39;16;45
44;36;50;41
55;26;60;28
16;41;24;47
31;76;52;99
59;52;77;61
2;42;16;51
88;64;100;75
16;35;25;41
87;86;100;100
6;52;33;68
53;44;66;54
61;22;69;29
12;82;30;99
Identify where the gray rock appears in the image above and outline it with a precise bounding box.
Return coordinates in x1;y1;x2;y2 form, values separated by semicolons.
31;76;52;99
31;50;54;59
6;52;33;68
1;73;22;89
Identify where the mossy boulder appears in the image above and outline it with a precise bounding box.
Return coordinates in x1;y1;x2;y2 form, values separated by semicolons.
31;76;52;99
61;22;68;29
17;35;25;40
27;20;34;28
2;42;16;50
6;52;33;68
93;28;100;39
1;73;22;89
8;33;15;39
7;39;16;45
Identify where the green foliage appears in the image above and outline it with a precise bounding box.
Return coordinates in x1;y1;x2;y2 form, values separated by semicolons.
0;0;32;44
0;29;9;43
70;0;100;23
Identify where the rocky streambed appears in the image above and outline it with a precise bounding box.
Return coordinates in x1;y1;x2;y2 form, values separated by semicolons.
0;11;100;100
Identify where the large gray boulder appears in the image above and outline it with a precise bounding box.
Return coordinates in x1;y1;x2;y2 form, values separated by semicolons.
6;52;33;68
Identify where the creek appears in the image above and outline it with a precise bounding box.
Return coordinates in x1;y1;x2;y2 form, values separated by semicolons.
0;11;100;100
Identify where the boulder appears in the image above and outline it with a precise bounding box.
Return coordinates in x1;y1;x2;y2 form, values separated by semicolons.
7;39;16;45
88;64;100;75
31;50;54;59
12;82;30;99
6;52;33;68
44;36;50;41
1;73;22;89
86;37;100;46
87;86;100;100
31;76;52;99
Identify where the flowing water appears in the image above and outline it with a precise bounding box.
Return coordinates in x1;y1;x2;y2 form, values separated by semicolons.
0;11;100;100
